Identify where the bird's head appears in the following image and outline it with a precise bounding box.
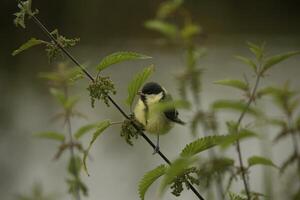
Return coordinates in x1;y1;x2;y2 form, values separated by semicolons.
138;82;166;105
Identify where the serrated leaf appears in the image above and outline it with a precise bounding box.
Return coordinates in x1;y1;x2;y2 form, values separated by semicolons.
262;51;300;74
160;157;197;195
212;100;260;116
34;131;65;142
12;38;44;56
126;65;154;107
221;128;258;149
214;79;249;91
83;120;111;175
74;123;98;139
138;165;166;200
180;135;226;157
96;51;151;72
144;20;178;39
248;156;278;169
235;55;257;72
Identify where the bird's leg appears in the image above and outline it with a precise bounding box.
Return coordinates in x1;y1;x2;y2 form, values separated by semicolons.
153;133;160;154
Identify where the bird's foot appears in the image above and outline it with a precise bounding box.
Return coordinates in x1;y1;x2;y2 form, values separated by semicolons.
152;146;160;155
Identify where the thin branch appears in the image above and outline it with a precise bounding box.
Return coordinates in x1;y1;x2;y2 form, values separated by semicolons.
64;86;81;200
19;2;205;199
234;71;262;200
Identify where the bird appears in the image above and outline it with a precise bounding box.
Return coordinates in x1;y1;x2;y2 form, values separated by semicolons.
134;82;185;154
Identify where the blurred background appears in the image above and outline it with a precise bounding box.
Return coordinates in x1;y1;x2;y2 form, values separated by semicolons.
1;0;300;200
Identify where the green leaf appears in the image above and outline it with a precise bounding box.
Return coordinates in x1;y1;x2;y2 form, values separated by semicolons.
151;100;190;113
83;120;111;175
180;23;201;40
126;65;154;107
180;135;226;157
96;51;151;72
214;79;249;91
221;128;258;149
160;157;197;195
34;131;65;142
12;38;44;56
262;51;300;74
138;165;166;200
74;123;98;139
68;156;82;176
247;42;264;61
248;156;278;169
235;55;257;73
144;20;178;39
212;100;260;116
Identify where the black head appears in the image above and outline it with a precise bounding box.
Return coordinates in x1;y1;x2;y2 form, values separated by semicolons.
141;82;164;95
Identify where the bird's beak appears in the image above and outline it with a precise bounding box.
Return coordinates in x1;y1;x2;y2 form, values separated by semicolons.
138;91;145;97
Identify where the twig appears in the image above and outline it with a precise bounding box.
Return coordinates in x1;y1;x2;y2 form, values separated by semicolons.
19;2;205;199
64;86;81;200
234;72;262;200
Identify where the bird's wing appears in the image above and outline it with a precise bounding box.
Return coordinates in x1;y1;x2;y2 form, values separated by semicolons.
162;94;185;125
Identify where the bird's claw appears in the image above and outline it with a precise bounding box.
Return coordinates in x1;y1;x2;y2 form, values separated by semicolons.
152;146;160;154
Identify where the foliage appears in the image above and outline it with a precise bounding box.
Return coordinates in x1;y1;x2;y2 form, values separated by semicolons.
87;76;116;107
126;65;154;108
96;51;151;72
13;1;300;200
120;117;141;146
83;120;111;175
138;165;166;200
13;0;39;28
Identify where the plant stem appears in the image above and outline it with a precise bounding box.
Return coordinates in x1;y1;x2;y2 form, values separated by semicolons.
64;86;81;200
287;115;300;177
234;73;261;200
21;4;206;200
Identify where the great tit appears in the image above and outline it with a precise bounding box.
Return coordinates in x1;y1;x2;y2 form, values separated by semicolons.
134;82;185;154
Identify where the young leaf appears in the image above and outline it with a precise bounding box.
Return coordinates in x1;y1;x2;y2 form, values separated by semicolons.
214;79;249;91
180;135;226;157
248;156;278;169
12;38;44;56
126;65;154;107
144;20;178;39
138;165;166;200
160;157;197;195
34;131;65;142
262;51;300;74
212;100;260;116
180;23;201;40
235;56;257;73
74;123;98;139
83;120;111;175
96;51;151;72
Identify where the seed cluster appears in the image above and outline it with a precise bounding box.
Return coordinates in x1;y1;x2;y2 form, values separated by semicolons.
87;76;116;107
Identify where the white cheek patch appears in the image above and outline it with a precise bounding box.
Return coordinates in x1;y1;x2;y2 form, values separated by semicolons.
146;92;164;105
